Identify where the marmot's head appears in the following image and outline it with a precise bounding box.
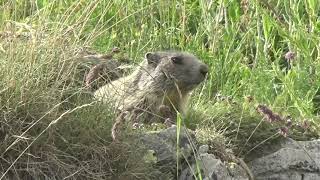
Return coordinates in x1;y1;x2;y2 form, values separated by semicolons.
145;51;209;92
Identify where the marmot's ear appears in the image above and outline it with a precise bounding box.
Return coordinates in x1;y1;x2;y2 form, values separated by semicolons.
145;52;161;65
171;56;183;64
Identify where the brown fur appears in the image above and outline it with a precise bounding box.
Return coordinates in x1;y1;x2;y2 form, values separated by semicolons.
94;51;208;139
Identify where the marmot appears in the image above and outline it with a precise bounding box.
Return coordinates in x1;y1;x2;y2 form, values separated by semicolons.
94;51;209;138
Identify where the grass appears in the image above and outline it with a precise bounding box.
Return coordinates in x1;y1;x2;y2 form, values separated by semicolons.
1;0;320;179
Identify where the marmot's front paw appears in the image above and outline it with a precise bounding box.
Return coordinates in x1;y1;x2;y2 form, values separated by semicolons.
159;105;170;114
132;122;144;129
164;118;175;127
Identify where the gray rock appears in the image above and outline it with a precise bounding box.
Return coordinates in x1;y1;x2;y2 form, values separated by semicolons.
198;145;209;154
179;152;249;180
139;126;250;180
140;126;194;167
248;138;320;180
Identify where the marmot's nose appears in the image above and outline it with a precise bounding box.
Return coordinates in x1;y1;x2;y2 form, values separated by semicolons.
200;64;209;76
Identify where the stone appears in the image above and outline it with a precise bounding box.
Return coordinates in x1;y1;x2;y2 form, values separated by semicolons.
198;144;209;154
139;126;250;180
179;152;249;180
248;138;320;180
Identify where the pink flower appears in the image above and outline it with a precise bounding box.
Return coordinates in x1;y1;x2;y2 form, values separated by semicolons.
284;51;296;61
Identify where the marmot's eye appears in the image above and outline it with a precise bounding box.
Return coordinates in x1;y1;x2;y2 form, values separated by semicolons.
171;56;183;64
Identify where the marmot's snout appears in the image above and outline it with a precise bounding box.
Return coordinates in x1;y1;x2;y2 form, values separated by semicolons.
199;64;209;77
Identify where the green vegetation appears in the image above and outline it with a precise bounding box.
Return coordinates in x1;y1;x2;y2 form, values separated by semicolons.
1;0;320;179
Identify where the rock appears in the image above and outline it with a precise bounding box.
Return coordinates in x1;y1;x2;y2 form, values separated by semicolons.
139;126;194;168
139;126;250;180
179;152;249;180
248;138;320;180
198;144;209;154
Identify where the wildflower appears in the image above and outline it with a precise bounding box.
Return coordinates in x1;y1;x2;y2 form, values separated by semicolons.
284;51;295;61
285;116;293;127
301;120;310;130
245;96;254;103
279;127;289;137
112;47;120;53
241;0;249;14
256;104;282;122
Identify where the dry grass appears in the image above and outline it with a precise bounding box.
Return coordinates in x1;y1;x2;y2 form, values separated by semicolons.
0;1;158;179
